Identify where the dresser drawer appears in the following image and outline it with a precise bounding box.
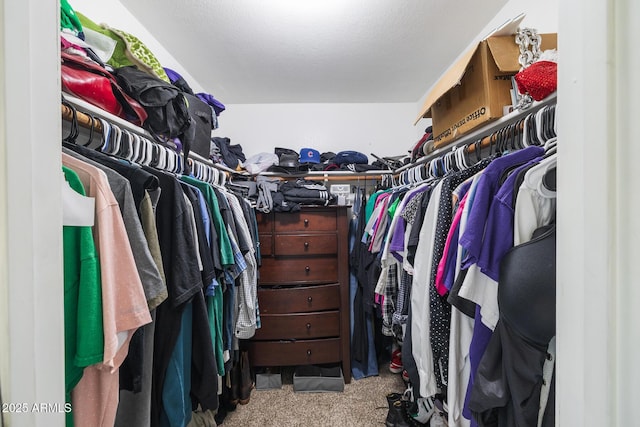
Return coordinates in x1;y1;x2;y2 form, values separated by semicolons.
259;257;338;284
274;233;337;256
259;233;273;256
257;284;340;313
274;210;337;232
248;338;341;366
257;212;274;233
253;311;340;340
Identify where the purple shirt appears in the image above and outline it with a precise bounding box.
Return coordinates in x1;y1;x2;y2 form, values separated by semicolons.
459;146;544;269
389;186;430;260
477;159;541;281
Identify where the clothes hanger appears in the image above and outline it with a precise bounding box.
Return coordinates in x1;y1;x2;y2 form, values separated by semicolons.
108;125;122;156
495;128;504;153
162;146;172;172
130;134;141;163
118;130;131;159
535;108;546;144
502;126;512;152
176;153;184;175
62;99;79;144
508;123;517;151
545;106;557;141
139;138;151;166
472;139;483;163
158;145;168;170
454;146;464;171
81;114;96;147
125;132;135;160
526;112;537;146
522;115;531;147
515;118;525;149
220;169;228;187
456;145;469;170
150;144;160;168
443;150;456;174
188;158;197;178
542;164;557;191
489;132;497;156
415;164;423;183
98;118;111;152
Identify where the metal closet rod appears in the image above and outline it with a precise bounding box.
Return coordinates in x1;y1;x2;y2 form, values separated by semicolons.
60;100;236;176
394;93;558;175
61;103;381;181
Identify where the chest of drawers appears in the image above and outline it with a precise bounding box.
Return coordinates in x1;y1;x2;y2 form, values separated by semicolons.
248;206;351;383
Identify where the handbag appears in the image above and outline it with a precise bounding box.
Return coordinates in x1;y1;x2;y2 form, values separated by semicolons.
60;52;147;126
183;93;214;158
514;60;558;101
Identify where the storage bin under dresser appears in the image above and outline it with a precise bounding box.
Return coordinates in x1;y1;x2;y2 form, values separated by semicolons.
248;206;351;383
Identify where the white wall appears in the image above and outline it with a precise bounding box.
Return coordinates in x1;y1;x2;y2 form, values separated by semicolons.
558;0;640;424
1;0;64;426
0;0;8;419
216;102;423;159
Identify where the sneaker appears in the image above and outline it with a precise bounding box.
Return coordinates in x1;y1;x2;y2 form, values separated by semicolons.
389;349;403;373
411;396;436;424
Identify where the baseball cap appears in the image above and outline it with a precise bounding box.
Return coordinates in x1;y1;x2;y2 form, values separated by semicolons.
299;148;320;164
279;152;300;168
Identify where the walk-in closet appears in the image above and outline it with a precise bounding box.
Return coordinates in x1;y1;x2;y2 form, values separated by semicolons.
1;0;639;426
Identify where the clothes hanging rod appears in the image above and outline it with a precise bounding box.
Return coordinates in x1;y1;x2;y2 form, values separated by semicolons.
62;94;155;140
395;93;557;174
61;101;386;181
258;171;386;181
60;94;238;174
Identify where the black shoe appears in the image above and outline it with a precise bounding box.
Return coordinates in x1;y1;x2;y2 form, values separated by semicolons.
238;350;254;405
402;399;428;427
384;393;401;426
386;400;410;427
384;393;403;427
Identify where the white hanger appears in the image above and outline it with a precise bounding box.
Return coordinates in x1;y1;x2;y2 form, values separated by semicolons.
98;118;111;152
130;134;140;162
455;145;468;170
535;108;546;145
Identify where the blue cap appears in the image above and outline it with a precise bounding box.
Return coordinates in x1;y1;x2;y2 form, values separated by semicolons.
299;148;320;164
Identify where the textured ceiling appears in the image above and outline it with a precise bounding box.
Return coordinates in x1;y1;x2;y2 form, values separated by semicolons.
118;0;508;104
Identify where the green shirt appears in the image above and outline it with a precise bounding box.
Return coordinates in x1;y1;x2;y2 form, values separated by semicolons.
180;176;231;376
62;167;104;426
180;176;234;267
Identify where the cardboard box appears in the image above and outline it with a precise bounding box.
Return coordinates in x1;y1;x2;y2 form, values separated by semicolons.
415;33;557;148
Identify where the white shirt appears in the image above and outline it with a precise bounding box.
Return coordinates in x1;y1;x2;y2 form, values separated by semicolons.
514;156;557;245
411;180;443;398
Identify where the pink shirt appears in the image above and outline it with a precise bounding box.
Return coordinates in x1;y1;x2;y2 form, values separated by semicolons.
435;193;468;296
63;154;151;426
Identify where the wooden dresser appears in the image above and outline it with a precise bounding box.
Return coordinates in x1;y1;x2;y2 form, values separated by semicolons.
248;205;351;383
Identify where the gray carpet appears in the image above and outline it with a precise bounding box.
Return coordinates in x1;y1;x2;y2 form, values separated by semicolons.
220;368;405;426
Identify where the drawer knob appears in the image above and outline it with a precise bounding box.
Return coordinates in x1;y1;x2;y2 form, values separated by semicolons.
306;323;311;330
304;241;309;248
305;266;311;273
307;296;313;303
307;349;312;356
304;219;309;226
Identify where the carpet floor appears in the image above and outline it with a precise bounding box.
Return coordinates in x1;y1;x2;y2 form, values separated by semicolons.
220;368;405;426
